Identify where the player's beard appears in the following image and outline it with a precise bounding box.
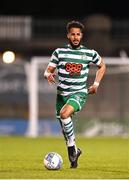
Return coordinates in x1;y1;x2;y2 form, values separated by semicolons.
69;40;81;49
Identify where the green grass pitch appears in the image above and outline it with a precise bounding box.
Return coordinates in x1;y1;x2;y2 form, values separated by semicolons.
0;136;129;179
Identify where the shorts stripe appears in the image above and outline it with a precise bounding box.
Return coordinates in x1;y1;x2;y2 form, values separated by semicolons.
67;98;81;110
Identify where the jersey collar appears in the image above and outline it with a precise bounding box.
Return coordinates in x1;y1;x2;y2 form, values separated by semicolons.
67;44;83;50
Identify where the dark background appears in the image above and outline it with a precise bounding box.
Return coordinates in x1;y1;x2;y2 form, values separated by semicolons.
0;0;129;58
0;0;129;19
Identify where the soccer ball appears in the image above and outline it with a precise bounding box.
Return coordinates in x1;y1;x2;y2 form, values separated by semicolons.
44;152;63;170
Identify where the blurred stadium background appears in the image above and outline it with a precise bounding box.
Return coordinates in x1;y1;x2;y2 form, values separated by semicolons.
0;13;129;137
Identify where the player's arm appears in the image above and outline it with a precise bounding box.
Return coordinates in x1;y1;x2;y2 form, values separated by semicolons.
88;58;106;94
44;65;56;84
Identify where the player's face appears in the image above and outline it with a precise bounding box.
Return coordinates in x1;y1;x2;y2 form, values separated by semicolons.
67;28;83;48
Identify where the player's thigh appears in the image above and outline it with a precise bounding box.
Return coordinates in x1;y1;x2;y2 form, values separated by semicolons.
66;92;88;112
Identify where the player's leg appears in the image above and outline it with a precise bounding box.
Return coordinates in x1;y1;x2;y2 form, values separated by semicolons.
60;103;75;148
60;103;79;167
60;92;88;168
56;95;77;166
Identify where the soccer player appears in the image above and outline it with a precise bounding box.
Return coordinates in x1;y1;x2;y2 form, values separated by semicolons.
44;20;106;168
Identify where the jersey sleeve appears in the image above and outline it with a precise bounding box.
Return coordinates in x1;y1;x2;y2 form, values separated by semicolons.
48;49;59;67
92;50;102;65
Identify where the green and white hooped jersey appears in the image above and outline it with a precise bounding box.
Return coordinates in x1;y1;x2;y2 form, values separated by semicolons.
49;44;101;96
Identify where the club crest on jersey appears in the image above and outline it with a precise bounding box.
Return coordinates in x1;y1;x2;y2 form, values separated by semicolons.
82;54;87;60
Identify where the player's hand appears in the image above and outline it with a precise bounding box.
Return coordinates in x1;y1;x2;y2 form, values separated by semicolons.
47;73;56;84
88;84;98;94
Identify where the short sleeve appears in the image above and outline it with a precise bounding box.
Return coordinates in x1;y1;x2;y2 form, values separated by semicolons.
92;50;102;65
49;49;59;67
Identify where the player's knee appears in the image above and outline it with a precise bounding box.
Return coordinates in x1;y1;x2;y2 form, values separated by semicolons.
60;110;69;119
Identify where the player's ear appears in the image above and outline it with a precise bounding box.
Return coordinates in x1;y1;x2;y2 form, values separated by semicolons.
67;33;70;39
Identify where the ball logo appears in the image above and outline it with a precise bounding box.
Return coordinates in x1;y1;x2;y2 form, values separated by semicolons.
65;63;83;76
44;152;63;170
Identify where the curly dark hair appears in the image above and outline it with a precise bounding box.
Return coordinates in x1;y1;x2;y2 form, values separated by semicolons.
66;20;85;33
